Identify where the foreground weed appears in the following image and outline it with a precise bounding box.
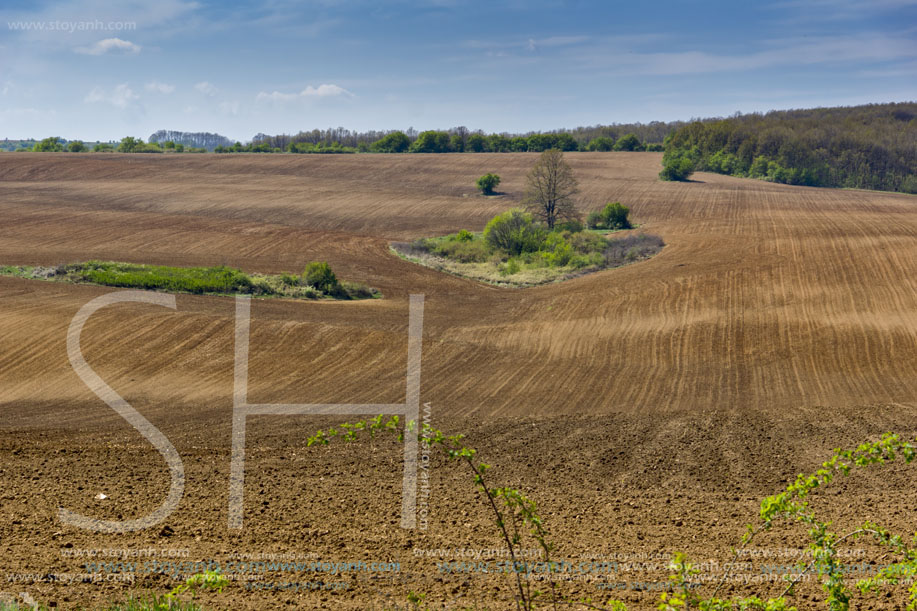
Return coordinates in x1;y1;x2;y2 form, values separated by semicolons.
106;570;228;611
308;415;623;611
661;432;917;611
310;419;917;611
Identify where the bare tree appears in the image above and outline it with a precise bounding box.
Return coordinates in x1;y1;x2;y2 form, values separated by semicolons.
523;149;580;230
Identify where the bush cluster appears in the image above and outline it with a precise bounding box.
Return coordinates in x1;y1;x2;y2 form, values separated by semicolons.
483;210;547;256
39;261;378;300
476;173;501;195
586;202;632;230
397;206;662;282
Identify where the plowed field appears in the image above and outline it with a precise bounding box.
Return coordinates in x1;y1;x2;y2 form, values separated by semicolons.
1;152;915;609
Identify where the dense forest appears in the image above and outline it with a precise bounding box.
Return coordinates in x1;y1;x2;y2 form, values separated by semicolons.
663;103;917;194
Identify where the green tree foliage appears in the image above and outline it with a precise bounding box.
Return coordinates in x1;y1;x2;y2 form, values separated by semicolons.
586;136;615;151
525;132;579;152
32;137;64;152
288;141;356;154
523;149;581;230
93;143;115;152
539;232;574;266
613;133;644;151
118;136;142;153
587;202;632;229
659;149;697;181
483;210;546;255
410;130;452;153
115;137;163;153
663;102;917;192
370;131;411;153
476;173;501;195
66;140;87;152
232;121;675;153
902;175;917;195
303;261;340;293
449;133;465;152
466;133;487;152
487;133;512;152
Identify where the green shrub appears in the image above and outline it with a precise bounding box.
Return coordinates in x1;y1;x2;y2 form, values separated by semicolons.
587;202;632;230
303;262;339;293
483;209;546;255
452;229;474;242
569;231;607;254
569;252;605;269
539;233;573;267
659;150;696;181
602;202;632;229
498;258;521;276
476;173;501;195
554;219;584;233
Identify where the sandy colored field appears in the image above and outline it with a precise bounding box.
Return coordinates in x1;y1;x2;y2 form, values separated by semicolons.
0;152;915;610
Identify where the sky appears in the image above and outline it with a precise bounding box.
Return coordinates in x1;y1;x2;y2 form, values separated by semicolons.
0;0;915;142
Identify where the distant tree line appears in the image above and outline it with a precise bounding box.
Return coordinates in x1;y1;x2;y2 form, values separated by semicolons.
148;130;233;151
662;102;917;194
1;120;701;156
23;136;207;154
245;125;668;154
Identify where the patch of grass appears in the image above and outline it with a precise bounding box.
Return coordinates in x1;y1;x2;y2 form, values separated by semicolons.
0;261;381;301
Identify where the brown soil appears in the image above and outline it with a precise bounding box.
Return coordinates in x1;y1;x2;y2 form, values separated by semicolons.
1;152;915;610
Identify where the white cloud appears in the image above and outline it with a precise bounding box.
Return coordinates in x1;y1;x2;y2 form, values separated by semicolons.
75;38;141;55
194;81;218;96
84;83;139;108
219;100;240;115
144;81;175;94
255;83;352;103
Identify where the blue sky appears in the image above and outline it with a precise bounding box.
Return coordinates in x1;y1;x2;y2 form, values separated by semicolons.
1;0;915;142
